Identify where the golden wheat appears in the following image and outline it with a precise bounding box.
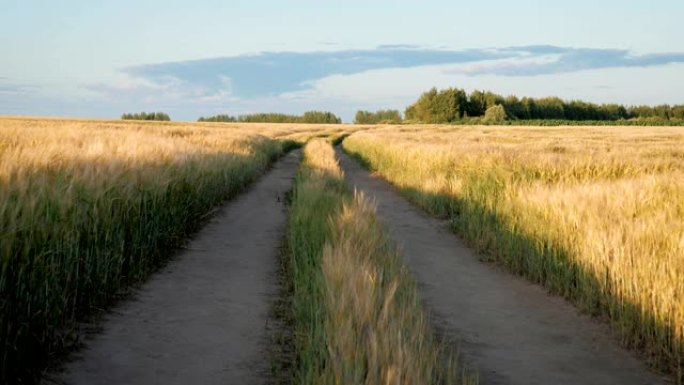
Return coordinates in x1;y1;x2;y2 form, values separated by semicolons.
343;125;684;382
0;116;360;382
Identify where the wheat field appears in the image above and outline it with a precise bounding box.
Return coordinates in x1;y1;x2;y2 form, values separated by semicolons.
0;117;353;381
3;117;682;383
343;125;684;380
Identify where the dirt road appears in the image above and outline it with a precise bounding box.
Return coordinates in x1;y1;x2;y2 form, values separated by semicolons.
336;148;663;385
50;151;300;385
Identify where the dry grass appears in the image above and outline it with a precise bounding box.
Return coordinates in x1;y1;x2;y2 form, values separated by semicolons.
0;116;360;383
343;125;684;383
288;139;475;384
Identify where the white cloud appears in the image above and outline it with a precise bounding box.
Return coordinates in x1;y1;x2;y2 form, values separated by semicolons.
444;54;562;75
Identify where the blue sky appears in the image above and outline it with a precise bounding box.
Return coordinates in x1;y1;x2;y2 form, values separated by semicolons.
1;0;683;121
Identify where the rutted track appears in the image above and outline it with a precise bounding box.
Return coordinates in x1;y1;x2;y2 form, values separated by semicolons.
336;148;663;385
49;151;300;385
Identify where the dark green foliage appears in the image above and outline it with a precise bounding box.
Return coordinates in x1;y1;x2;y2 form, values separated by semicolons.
461;119;684;126
483;105;507;122
197;114;237;122
466;90;485;116
198;111;341;124
354;109;403;124
241;113;299;123
121;112;171;121
673;105;684;120
301;111;342;124
535;97;565;119
405;87;684;124
404;87;467;123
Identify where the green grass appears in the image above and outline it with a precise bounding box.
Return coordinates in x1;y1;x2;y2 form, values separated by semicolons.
286;139;475;384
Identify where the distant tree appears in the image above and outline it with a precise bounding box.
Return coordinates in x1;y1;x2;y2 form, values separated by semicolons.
198;114;237;122
405;86;684;123
404;104;417;121
238;113;296;123
503;95;523;119
355;110;374;124
467;90;487;117
354;109;402;124
404;87;467;123
520;97;537;119
600;104;629;120
671;105;684;120
483;91;504;110
565;100;592;120
653;104;672;119
197;111;341;124
302;110;342;124
536;97;565;119
483;105;507;122
375;109;403;124
121;112;170;121
629;105;655;118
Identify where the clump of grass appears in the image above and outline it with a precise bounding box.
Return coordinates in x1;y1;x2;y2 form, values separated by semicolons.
287;140;347;383
287;139;474;384
343;125;684;383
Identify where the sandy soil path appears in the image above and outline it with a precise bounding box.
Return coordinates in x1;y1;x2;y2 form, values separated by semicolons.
337;148;663;385
50;151;300;385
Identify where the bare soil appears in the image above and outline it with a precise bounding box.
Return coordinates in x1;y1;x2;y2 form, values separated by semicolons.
47;151;300;385
336;148;664;385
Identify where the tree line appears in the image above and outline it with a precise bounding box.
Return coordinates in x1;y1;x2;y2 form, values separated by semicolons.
198;111;341;124
354;109;403;124
403;87;684;124
121;112;171;121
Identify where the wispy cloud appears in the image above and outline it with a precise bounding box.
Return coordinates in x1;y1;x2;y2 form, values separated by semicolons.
85;74;240;113
453;47;684;76
118;46;684;101
0;79;39;95
121;46;509;99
